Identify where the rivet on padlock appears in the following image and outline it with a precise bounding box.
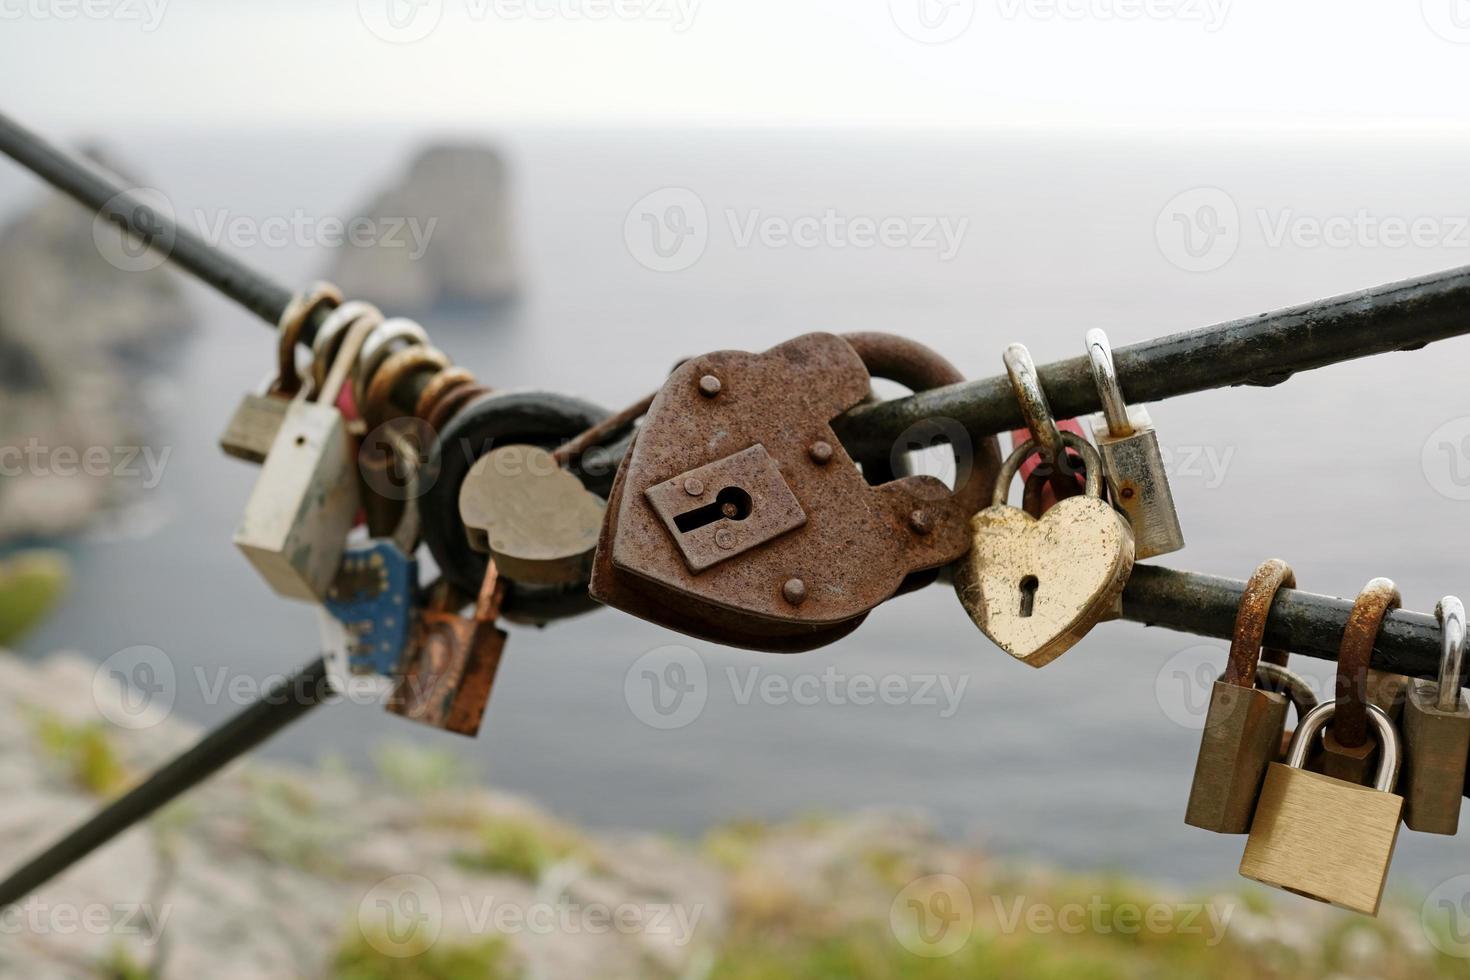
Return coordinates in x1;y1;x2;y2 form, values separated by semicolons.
1185;559;1297;834
219;281;343;464
1317;578;1400;787
232;304;380;602
1239;701;1404;917
953;431;1134;668
1401;595;1470;835
1084;329;1184;559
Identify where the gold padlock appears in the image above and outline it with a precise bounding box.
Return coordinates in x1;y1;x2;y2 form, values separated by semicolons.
1185;559;1296;834
953;431;1134;668
1401;596;1470;834
232;304;380;602
1239;701;1403;917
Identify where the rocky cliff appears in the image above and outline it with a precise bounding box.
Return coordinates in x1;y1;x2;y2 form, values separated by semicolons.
0;148;191;542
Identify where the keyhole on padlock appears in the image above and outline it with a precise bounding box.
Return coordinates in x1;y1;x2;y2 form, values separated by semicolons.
1019;575;1039;618
674;486;753;533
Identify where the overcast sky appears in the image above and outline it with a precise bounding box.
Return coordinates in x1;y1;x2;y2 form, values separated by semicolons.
1;0;1468;131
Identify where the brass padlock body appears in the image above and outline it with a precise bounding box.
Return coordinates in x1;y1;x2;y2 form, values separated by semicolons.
1088;405;1184;560
220;390;290;464
1240;765;1403;916
1240;702;1403;917
1401;679;1470;834
1186;681;1290;834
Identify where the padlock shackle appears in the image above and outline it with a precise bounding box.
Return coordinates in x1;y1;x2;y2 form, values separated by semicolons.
1223;559;1296;690
1084;329;1134;438
1003;343;1065;468
1285;702;1401;793
310;301;383;399
1435;596;1466;712
1334;578;1402;749
994;432;1102;507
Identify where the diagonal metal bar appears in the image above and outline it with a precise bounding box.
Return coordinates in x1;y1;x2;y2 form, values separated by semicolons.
0;656;332;909
835;265;1470;457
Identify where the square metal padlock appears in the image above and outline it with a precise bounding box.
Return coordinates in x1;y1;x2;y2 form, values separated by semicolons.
219;388;290;464
232;316;374;602
1239;702;1403;916
1088;404;1185;560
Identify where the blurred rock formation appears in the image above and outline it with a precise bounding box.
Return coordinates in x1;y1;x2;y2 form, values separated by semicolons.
0;147;191;541
328;143;519;312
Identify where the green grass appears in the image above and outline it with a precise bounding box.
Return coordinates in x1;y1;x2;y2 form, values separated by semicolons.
333;932;518;980
0;549;69;646
451;814;589;882
30;712;128;796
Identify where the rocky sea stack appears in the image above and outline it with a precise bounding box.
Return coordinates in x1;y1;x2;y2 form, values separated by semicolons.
328;143;519;313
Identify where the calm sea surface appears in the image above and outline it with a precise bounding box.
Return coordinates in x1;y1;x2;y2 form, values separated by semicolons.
7;127;1470;891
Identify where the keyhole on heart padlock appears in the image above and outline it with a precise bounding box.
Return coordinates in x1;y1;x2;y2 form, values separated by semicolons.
675;486;753;533
1018;575;1039;618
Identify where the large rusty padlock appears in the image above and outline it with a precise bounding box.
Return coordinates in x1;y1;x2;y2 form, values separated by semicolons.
589;332;997;652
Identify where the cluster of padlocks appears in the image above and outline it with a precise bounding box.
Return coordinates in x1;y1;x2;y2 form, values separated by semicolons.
221;283;1468;920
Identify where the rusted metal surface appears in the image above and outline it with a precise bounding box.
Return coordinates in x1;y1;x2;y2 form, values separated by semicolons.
1332;578;1402;749
414;366;477;422
272;281;341;396
387;566;508;737
1223;559;1297;689
591;332;991;652
365;346;451;428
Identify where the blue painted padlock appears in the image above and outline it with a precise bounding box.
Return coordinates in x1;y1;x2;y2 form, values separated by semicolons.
323;540;418;677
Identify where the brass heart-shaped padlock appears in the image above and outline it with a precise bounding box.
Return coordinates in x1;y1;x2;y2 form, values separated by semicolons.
954;432;1134;668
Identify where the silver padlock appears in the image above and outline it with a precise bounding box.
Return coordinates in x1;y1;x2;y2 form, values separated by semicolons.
233;305;381;602
1084;329;1184;559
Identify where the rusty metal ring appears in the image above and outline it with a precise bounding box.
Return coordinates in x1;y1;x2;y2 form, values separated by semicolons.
1222;559;1296;689
273;281;342;396
1003;342;1064;468
364;346;451;430
1333;577;1402;748
426;382;492;434
415;367;478;421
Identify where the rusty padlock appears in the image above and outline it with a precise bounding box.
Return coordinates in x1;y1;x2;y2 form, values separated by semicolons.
1184;559;1297;834
590;332;998;652
386;566;508;737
